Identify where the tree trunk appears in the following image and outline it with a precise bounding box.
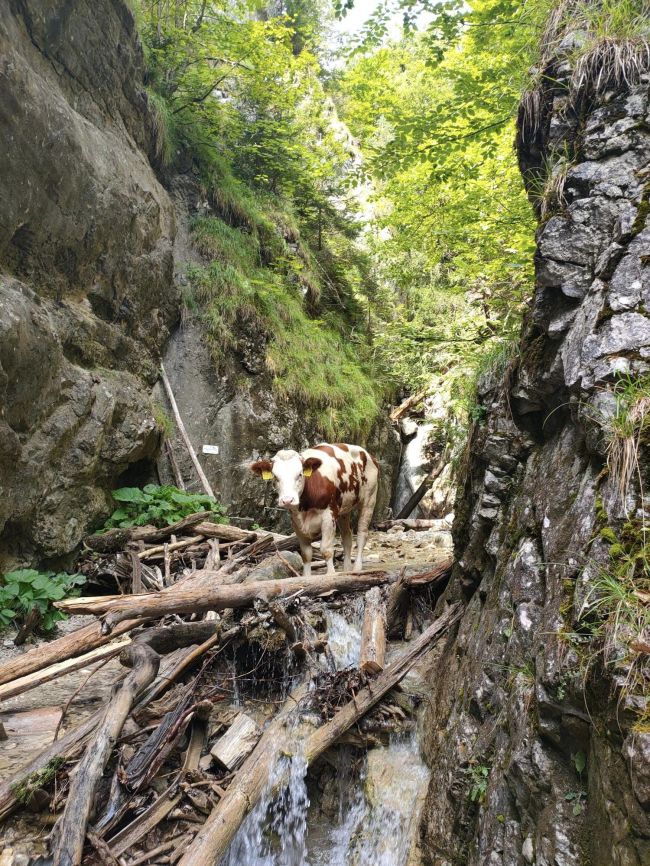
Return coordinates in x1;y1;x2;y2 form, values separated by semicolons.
56;569;436;633
359;587;386;673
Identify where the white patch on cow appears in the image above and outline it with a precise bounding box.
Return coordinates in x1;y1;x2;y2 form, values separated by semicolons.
271;449;305;509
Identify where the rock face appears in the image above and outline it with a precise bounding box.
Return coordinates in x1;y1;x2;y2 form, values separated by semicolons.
419;39;650;866
0;1;177;565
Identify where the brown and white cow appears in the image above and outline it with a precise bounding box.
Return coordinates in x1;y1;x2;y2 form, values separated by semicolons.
251;443;379;577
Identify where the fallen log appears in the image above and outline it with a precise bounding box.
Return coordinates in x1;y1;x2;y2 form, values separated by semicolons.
176;681;310;866
56;569;427;633
389;389;428;422
359;587;386;674
192;522;286;544
385;572;409;639
0;628;228;823
50;644;160;866
395;476;434;520
0;637;131;702
178;604;461;866
0;617;147;688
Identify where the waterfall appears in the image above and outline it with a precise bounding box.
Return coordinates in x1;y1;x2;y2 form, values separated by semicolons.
393;422;433;518
222;603;430;866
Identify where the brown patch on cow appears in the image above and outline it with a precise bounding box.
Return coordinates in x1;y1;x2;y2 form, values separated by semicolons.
314;444;337;458
360;451;368;469
250;459;273;476
333;443;349;451
299;471;340;516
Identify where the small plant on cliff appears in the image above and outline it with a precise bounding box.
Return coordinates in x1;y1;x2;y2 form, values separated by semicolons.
604;375;650;512
466;763;491;804
103;485;228;529
0;570;86;633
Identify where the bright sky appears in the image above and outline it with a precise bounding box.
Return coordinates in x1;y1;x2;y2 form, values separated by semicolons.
332;0;385;36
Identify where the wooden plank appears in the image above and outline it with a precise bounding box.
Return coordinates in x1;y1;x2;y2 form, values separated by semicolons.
210;713;261;771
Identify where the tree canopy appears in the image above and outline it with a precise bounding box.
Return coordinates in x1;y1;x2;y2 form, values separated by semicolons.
133;0;551;436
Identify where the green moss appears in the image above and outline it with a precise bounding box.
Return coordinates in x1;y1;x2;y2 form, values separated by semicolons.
152;402;174;439
631;184;650;236
11;757;65;805
600;526;618;544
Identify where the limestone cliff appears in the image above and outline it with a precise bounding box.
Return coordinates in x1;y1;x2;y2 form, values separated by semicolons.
420;19;650;866
0;0;178;566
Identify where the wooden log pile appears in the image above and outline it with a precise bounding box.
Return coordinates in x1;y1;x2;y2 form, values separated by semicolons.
0;512;456;866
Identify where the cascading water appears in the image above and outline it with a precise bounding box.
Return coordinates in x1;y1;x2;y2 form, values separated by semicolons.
223;752;310;866
222;601;431;866
393;422;434;518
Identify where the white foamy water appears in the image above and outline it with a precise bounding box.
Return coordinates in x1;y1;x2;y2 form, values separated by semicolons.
324;599;363;668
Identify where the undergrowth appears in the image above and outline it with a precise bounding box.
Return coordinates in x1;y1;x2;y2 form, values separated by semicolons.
104;485;228;529
0;570;86;633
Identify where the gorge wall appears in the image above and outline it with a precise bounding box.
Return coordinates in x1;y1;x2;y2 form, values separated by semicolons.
0;0;178;567
420;25;650;866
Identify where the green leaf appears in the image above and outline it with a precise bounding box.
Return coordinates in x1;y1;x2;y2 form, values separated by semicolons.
573;752;586;775
112;487;148;504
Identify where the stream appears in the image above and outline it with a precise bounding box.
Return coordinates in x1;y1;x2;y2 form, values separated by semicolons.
222;603;432;866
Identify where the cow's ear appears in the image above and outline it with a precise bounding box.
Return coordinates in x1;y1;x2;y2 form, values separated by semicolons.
251;460;273;481
302;456;322;478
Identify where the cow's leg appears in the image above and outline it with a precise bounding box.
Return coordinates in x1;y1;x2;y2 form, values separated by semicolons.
338;513;353;572
299;537;313;578
320;510;337;575
354;489;377;573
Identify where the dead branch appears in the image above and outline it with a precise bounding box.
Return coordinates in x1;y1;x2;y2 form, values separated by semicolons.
50;644;160;866
0;617;146;688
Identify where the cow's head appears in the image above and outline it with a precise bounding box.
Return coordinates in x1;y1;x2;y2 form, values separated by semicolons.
251;449;322;509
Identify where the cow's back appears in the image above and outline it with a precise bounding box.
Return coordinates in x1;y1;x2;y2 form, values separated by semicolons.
299;442;378;518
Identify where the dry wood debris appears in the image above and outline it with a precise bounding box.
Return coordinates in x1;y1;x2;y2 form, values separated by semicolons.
0;513;455;866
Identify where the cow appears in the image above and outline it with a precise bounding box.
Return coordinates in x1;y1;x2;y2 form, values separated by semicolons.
250;443;379;577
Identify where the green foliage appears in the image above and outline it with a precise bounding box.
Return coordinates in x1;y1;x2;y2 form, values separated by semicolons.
134;0;385;439
466;763;490;804
0;570;86;633
187;209;383;439
104;485;228;529
336;0;546;419
572;750;587;776
565;789;587;816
